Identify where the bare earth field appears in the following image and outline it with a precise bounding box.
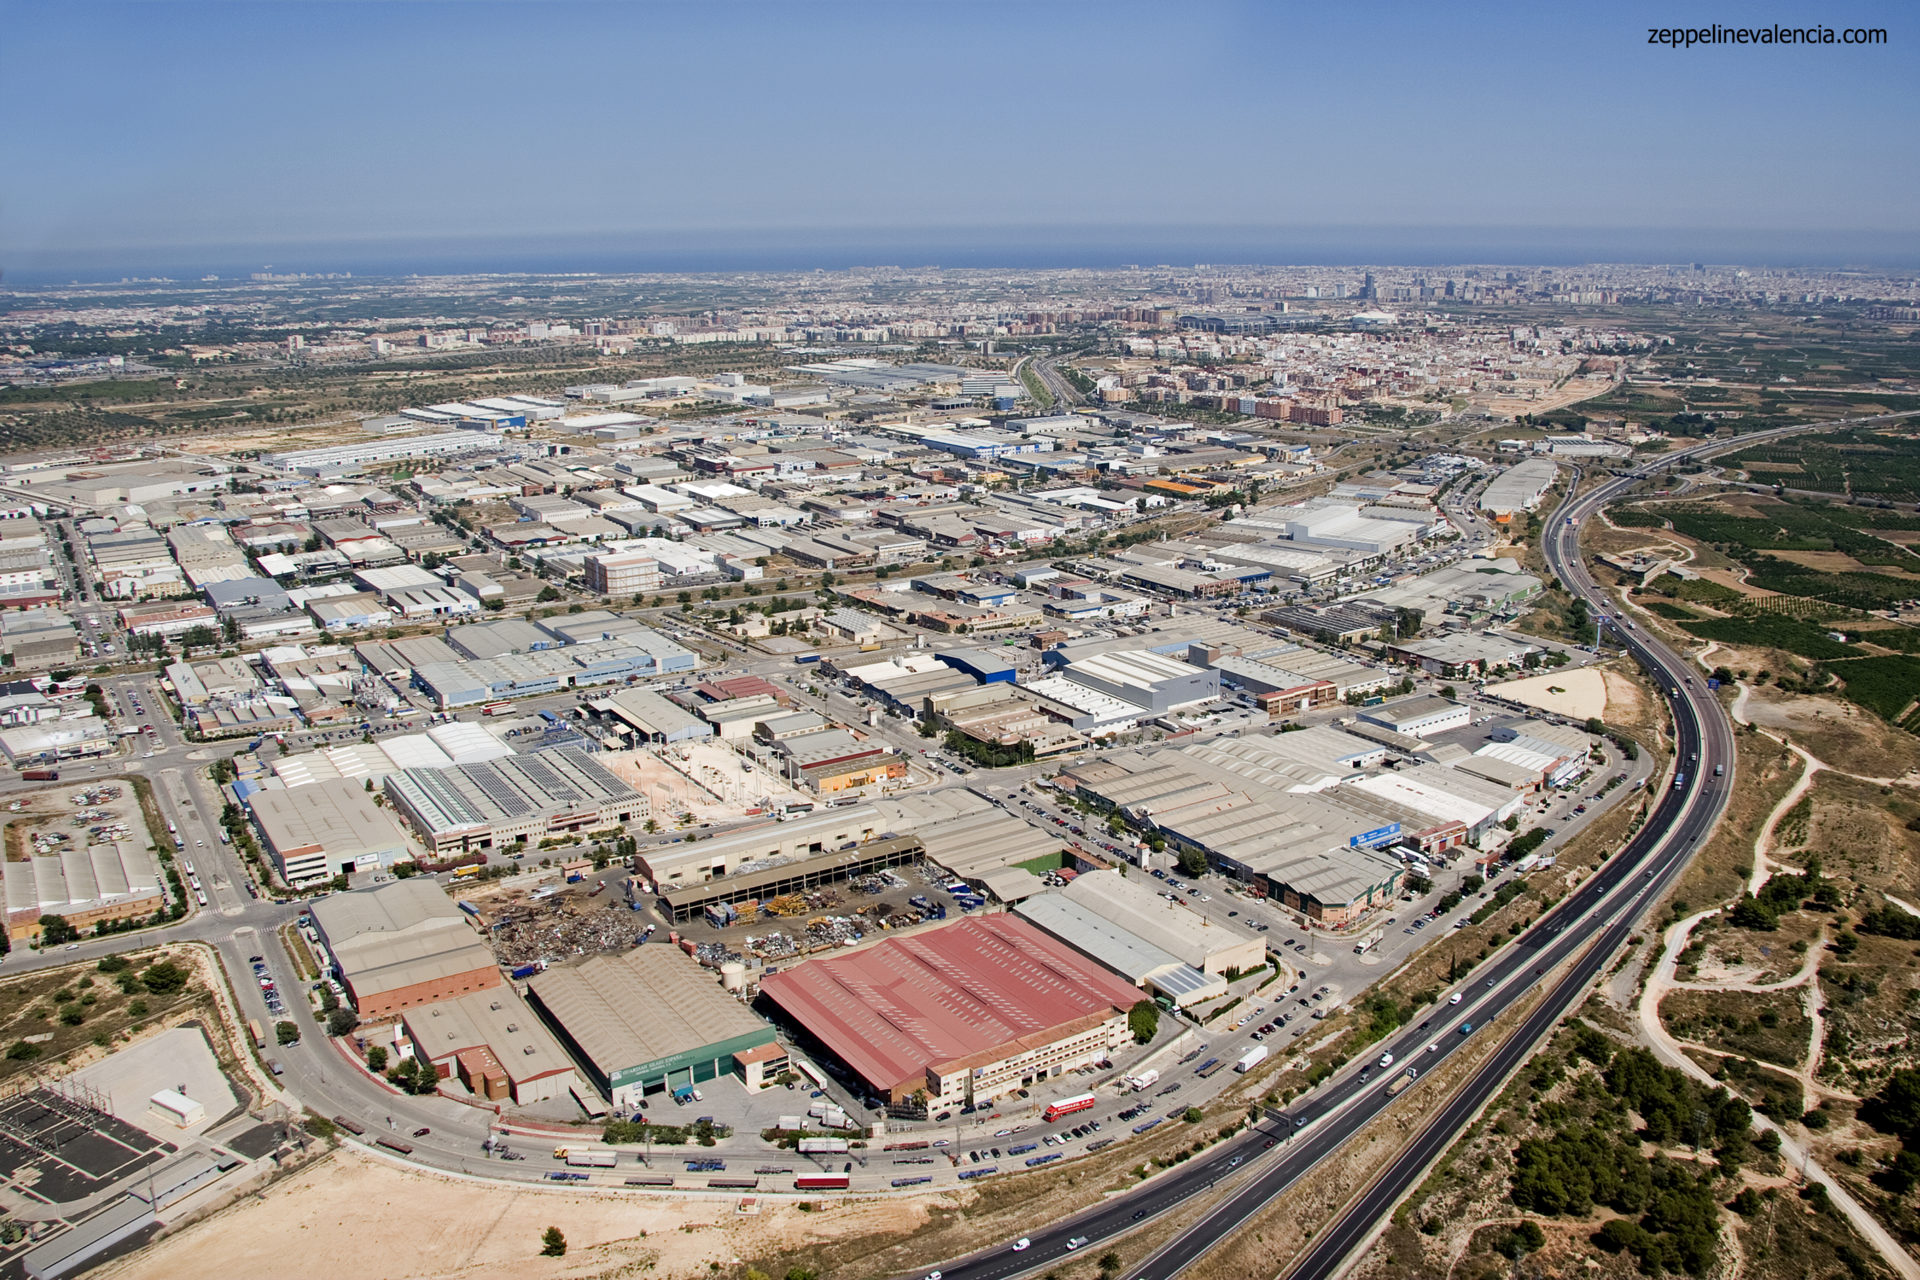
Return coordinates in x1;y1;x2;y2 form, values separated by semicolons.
1485;668;1608;720
1739;686;1920;781
100;1146;938;1280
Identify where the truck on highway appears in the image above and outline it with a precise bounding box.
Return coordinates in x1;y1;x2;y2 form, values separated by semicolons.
1386;1068;1418;1096
1235;1045;1269;1073
1125;1069;1160;1092
566;1149;618;1168
19;769;58;782
794;1174;849;1190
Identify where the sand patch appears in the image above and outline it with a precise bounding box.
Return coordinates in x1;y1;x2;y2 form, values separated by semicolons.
100;1146;939;1280
1484;668;1607;720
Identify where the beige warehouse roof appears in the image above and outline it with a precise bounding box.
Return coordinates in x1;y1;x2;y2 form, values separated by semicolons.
247;777;414;861
527;946;766;1073
310;879;498;999
402;987;577;1083
1061;869;1261;971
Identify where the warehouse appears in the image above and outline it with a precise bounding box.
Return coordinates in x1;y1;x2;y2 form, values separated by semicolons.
1062;649;1219;714
2;842;164;942
244;777;417;887
1015;893;1227;1009
1345;762;1525;841
637;806;886;890
1060;870;1264;977
400;988;582;1105
308;879;503;1019
654;835;923;925
527;946;781;1109
878;793;1066;885
1057;744;1411;926
774;729;909;794
1479;458;1560;518
1356;694;1470;739
382;747;648;855
586;686;712;744
1383;632;1537;676
757;915;1143;1106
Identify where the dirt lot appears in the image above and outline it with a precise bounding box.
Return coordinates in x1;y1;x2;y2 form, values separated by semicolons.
599;742;812;827
1738;686;1920;782
1483;668;1607;720
101;1146;943;1280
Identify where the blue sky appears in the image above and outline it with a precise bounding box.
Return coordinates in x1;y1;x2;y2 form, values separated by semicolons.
3;1;1915;273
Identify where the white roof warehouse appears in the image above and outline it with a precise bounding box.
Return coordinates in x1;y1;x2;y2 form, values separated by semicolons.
383;747;648;855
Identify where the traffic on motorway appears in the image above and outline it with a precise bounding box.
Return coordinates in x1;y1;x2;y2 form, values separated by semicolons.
900;443;1762;1280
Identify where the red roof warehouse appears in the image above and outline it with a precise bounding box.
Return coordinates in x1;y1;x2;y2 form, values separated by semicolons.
758;915;1143;1105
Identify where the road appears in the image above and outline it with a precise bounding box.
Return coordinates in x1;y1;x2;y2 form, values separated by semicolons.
905;436;1815;1280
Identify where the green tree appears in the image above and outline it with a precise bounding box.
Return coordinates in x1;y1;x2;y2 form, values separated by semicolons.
140;961;189;994
276;1020;300;1045
326;1007;361;1038
366;1045;389;1072
1128;1000;1159;1044
37;914;78;946
540;1226;567;1257
1176;846;1209;878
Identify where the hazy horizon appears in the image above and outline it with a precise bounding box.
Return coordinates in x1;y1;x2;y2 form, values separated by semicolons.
4;0;1914;284
9;222;1920;288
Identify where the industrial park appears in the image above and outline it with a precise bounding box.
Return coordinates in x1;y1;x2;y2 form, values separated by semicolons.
3;4;1919;1280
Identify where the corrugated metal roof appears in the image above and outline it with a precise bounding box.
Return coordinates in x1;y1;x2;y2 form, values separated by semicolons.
758;916;1141;1096
527;947;765;1074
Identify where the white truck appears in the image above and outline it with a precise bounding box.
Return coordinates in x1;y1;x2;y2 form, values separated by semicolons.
1125;1069;1161;1092
1234;1045;1269;1073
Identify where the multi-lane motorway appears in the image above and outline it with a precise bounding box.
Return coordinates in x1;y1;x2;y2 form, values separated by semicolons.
905;448;1774;1280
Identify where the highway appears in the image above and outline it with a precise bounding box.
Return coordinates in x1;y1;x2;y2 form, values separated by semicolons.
905;447;1771;1280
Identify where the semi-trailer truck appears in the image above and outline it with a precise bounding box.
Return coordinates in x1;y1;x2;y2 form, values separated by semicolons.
1234;1045;1269;1073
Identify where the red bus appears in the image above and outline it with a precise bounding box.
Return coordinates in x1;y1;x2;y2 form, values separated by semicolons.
794;1174;850;1191
1043;1092;1098;1123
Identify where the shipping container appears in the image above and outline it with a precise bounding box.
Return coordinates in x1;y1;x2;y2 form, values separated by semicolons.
797;1138;850;1155
793;1174;849;1190
1235;1046;1269;1073
567;1150;618;1168
332;1115;366;1136
376;1137;413;1155
1043;1092;1098;1123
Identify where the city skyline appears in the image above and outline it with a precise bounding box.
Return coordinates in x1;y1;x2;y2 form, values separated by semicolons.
3;0;1916;279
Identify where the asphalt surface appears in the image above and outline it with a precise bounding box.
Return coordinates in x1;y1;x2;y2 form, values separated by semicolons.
904;425;1920;1280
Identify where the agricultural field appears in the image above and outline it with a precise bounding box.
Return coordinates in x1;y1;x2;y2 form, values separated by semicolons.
1680;616;1863;661
1725;428;1920;504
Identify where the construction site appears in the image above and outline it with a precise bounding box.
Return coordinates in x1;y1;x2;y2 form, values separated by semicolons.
598;741;816;828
